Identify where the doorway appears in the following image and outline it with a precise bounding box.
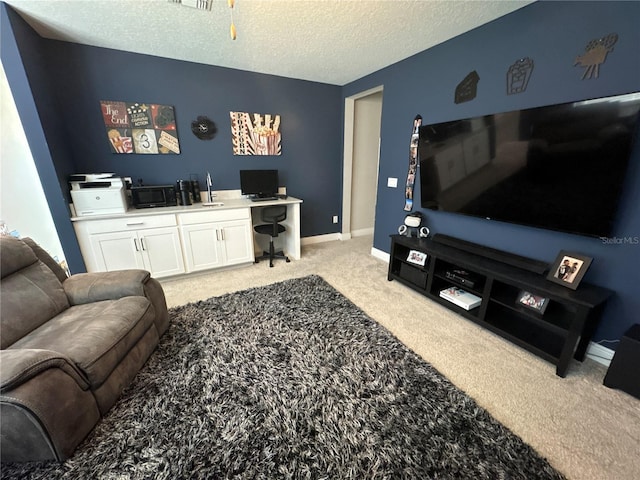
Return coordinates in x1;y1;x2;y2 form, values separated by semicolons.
342;86;383;242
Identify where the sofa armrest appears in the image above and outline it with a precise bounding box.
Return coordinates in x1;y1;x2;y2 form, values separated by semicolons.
63;270;151;305
1;349;90;392
1;350;100;461
63;270;170;337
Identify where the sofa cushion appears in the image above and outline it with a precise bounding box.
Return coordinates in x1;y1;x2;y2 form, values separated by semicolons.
22;237;69;283
9;297;156;387
1;238;70;349
1;236;38;278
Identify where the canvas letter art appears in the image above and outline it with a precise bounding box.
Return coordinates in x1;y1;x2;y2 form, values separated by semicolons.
100;101;180;154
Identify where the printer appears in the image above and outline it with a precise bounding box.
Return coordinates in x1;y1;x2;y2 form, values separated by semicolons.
69;173;128;216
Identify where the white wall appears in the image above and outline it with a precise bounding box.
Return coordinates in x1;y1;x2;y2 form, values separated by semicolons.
1;62;65;262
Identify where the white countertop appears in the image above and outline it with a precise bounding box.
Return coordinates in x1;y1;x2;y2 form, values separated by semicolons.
70;195;302;222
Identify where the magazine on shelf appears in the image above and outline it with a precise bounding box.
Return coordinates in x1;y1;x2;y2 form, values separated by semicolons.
439;286;482;310
406;250;427;266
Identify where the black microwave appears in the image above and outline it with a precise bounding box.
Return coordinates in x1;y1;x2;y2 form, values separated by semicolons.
131;185;177;208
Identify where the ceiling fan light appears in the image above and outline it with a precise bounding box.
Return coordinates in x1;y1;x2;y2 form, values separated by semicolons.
173;0;213;11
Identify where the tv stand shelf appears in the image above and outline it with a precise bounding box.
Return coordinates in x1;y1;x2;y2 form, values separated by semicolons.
388;234;613;377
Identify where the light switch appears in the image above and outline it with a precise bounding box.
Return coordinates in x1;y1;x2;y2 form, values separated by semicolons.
387;177;398;188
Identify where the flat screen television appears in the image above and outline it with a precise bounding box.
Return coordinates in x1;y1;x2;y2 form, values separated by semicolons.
239;169;279;198
418;92;640;238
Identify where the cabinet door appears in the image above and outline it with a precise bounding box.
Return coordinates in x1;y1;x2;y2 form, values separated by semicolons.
138;227;185;278
180;224;223;272
219;220;254;265
88;231;145;272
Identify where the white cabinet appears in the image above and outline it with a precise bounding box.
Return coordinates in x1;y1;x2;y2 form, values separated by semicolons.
74;214;185;278
180;223;223;271
178;208;253;272
72;202;278;278
87;230;146;271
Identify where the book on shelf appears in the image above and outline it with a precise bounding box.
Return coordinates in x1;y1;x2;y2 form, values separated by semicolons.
439;286;482;310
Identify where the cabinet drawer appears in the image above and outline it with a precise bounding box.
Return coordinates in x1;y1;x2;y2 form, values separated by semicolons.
82;214;177;234
177;208;250;225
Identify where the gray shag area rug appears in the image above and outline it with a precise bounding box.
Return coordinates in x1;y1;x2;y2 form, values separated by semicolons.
2;275;564;480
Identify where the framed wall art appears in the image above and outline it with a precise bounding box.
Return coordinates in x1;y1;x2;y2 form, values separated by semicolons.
230;111;281;155
100;101;180;154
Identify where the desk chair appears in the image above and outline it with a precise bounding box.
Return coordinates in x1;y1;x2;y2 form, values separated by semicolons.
254;205;291;267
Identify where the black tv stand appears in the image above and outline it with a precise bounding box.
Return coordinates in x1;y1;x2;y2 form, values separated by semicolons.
388;234;613;377
432;233;549;274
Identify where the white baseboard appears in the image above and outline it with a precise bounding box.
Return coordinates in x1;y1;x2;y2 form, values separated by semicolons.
301;233;342;245
351;227;374;237
301;231;375;244
586;342;614;367
371;246;390;262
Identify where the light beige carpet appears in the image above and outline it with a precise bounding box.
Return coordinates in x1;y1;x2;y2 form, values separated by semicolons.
161;235;640;480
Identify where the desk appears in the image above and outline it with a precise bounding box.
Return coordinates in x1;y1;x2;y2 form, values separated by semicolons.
71;194;303;277
192;195;302;260
235;197;302;260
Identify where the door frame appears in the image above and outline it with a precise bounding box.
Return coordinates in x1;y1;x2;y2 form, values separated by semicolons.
342;85;384;239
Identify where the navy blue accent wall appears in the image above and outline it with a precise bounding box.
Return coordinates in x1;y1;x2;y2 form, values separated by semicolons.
44;42;343;239
44;41;342;240
1;4;84;273
344;1;640;345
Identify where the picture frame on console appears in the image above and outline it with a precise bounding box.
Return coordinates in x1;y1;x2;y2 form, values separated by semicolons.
516;290;549;314
547;251;592;290
407;250;428;266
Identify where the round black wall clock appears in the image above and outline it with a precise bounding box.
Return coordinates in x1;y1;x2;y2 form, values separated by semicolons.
191;116;218;140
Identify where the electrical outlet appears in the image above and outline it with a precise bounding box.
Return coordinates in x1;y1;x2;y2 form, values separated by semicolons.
332;215;339;224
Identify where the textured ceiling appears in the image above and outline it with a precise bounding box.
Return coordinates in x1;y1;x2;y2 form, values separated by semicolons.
4;0;534;86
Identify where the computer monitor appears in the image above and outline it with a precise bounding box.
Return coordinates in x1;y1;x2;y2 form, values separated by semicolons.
239;169;279;198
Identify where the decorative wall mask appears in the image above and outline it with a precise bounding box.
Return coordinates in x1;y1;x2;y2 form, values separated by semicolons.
455;71;480;104
404;115;422;212
574;33;618;80
191;116;218;140
230;112;282;155
100;101;180;154
507;57;534;94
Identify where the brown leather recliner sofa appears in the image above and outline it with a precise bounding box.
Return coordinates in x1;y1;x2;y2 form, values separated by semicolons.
0;236;169;462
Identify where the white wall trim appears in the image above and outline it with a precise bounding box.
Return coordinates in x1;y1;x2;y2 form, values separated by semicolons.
342;99;355;236
301;233;342;245
586;342;614;367
351;227;374;238
371;246;390;263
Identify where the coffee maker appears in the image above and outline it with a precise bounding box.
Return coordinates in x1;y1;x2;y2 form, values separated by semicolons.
190;175;201;203
176;179;192;205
